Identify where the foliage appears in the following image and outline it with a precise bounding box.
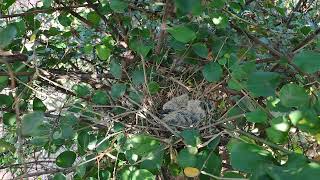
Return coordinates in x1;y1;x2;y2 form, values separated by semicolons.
0;0;319;179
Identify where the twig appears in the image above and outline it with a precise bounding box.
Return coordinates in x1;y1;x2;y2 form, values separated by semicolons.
285;0;306;27
0;4;91;19
155;0;171;54
0;59;26;178
292;27;320;54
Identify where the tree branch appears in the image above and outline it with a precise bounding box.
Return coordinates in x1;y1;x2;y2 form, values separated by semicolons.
292;27;320;54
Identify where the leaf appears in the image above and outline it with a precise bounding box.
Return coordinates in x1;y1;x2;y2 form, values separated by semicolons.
110;59;122;79
271;116;291;132
92;90;109;105
53;173;66;180
197;150;222;179
247;72;280;97
293;51;320;74
167;25;196;43
230;142;274;173
124;134;162;156
0;76;8;92
42;0;53;8
210;0;225;9
96;45;111;60
129;38;152;57
245;109;268;123
72;84;90;97
192;43;209;58
266;127;288;144
177;148;198;168
87;11;101;27
129;90;143;104
56;151;76;168
184;167;200;177
84;44;93;54
131;69;145;85
279;84;309;107
175;0;202;15
148;81;160;95
180;129;201;147
58;14;72;27
202;62;223;82
21;112;44;136
111;83;126;99
3;112;16;126
0;139;15;153
140;149;164;173
110;0;128;13
207;135;221;150
131;169;155;180
0;24;17;49
78;131;90;150
33;97;47;112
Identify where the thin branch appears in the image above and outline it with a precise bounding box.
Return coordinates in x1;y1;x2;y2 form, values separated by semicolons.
0;4;91;19
155;0;171;55
292;27;320;54
230;22;282;57
285;0;306;27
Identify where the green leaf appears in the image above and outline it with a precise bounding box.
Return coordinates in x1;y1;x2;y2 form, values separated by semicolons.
247;72;280;97
293;51;320;74
96;45;111;60
175;0;202;15
245;109;268;123
110;0;128;13
129;38;152;57
42;0;53;8
84;44;93;54
131;169;155;180
177;148;198;168
140;149;164;173
92;90;109;105
167;25;196;43
131;69;145;85
21;112;44;136
192;43;209;58
270;116;291;132
53;173;66;180
207;135;221;150
78;131;90;150
87;11;101;27
0;77;8;92
110;59;122;79
56;151;76;168
180;129;201;147
202;62;223;82
289;109;320;134
72;84;90;97
111;83;126;99
33;97;47;112
3;112;16;126
279;84;309;107
230;142;274;173
148;81;160;95
210;0;225;9
58;14;72;27
124;134;162;156
197;150;222;178
0;139;15;153
0;24;17;48
129;90;143;104
266;127;288;144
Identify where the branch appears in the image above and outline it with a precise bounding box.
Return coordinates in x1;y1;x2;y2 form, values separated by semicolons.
230;22;282;57
0;4;91;19
285;0;306;27
13;168;74;180
155;0;171;55
292;27;320;54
